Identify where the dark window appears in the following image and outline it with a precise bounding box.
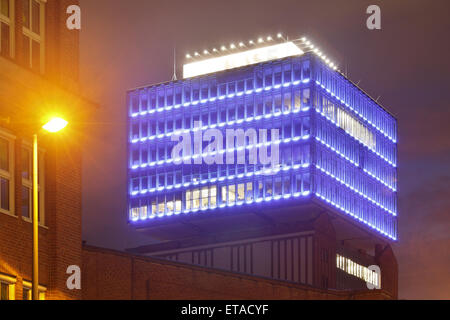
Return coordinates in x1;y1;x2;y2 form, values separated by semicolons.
23;288;31;300
0;282;9;300
0;137;9;171
0;22;10;57
0;0;9;17
0;177;10;210
22;0;43;71
22;185;30;218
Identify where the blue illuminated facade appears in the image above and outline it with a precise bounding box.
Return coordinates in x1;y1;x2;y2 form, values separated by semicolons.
127;52;398;241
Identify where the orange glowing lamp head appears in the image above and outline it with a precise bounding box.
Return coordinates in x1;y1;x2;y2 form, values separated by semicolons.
42;117;68;133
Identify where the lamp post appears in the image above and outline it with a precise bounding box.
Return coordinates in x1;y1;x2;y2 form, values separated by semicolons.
32;117;68;300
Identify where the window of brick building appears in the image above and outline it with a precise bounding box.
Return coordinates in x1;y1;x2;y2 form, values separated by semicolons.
22;0;45;73
22;281;46;300
21;145;45;225
0;274;16;300
0;132;14;215
0;0;14;58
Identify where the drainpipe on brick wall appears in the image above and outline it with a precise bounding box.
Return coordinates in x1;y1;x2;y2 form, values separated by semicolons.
131;257;135;300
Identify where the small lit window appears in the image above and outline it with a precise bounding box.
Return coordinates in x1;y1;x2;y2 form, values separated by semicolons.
228;185;236;203
201;186;209;208
237;183;245;201
336;254;380;288
302;88;310;106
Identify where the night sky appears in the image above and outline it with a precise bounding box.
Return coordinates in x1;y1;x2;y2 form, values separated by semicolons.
79;0;450;299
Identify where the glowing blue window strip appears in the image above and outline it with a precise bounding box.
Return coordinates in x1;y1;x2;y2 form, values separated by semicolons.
130;79;308;119
315;136;358;166
130;107;310;144
315;80;397;143
315;164;396;216
130;191;311;222
315;108;396;167
363;168;396;192
130;163;311;196
314;137;396;192
314;192;396;240
131;134;311;170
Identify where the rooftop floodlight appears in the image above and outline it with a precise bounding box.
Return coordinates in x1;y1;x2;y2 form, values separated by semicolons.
267;36;273;41
203;50;209;54
186;53;192;59
239;42;245;47
277;33;283;38
221;45;227;51
42;117;68;133
305;40;311;45
301;37;306;41
230;43;236;49
194;52;200;56
249;40;254;45
258;37;264;43
212;48;218;52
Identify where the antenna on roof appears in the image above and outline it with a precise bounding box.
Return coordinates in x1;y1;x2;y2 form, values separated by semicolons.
375;95;381;102
172;47;177;81
356;80;361;86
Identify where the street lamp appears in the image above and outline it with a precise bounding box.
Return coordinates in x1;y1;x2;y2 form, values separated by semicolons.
32;117;68;300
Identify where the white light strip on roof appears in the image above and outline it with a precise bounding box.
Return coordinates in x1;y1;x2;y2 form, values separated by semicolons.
302;37;338;71
183;42;303;78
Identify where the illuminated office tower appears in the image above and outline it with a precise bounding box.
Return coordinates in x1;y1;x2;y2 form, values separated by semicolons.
126;38;398;295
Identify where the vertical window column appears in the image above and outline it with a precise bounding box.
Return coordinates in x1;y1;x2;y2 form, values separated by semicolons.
0;134;14;215
0;0;14;58
22;0;45;73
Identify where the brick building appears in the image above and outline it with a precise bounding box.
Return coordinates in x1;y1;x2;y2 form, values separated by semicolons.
0;0;89;300
0;1;397;300
82;244;395;300
83;227;397;300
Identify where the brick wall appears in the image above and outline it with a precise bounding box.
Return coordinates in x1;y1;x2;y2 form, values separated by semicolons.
375;243;398;299
82;245;394;300
312;213;337;289
0;0;87;300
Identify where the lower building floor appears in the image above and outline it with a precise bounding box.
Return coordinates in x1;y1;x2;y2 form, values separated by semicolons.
81;244;394;300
